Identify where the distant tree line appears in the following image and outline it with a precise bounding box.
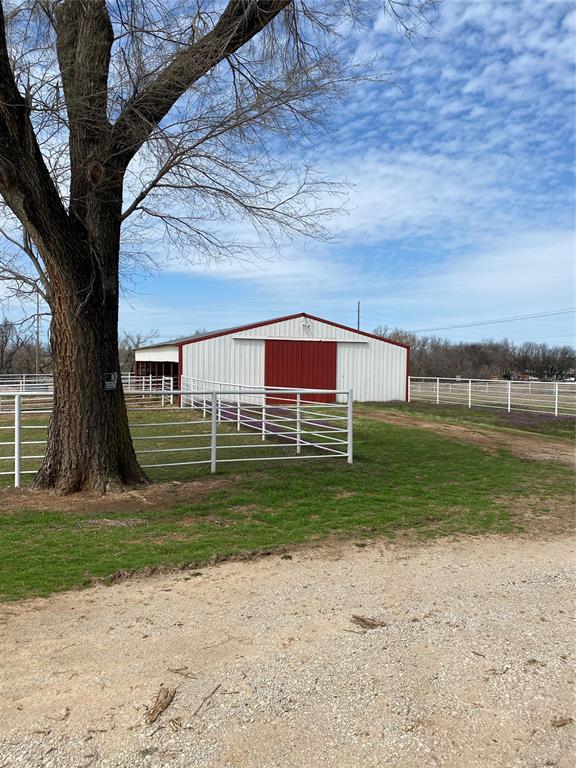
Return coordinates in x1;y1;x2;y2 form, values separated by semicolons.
0;318;210;375
0;318;50;374
374;326;576;380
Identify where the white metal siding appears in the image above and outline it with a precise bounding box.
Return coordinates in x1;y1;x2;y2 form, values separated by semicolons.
182;336;264;388
180;316;408;402
134;346;178;363
336;340;406;401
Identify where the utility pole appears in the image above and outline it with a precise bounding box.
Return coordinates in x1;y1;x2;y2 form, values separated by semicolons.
35;288;40;375
357;300;360;330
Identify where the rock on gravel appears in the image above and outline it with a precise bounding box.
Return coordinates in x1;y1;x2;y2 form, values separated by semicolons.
0;535;574;767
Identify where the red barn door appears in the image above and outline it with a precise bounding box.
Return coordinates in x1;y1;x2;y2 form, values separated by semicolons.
264;340;336;403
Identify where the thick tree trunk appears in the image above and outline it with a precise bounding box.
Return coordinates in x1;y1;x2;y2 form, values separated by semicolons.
32;246;148;495
1;0;293;494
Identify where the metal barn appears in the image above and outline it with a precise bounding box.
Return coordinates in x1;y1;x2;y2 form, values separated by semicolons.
134;312;410;402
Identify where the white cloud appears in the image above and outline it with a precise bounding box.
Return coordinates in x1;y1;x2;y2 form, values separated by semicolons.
158;237;363;297
359;229;576;341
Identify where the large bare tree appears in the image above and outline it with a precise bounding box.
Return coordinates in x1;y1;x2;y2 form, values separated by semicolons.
0;0;432;493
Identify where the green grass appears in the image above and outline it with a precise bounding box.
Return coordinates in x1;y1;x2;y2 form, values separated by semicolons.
361;400;576;439
1;413;573;601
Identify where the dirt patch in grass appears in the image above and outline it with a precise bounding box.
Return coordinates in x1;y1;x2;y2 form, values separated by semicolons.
78;518;146;529
503;493;576;537
0;476;238;515
228;503;264;514
335;489;357;499
143;532;202;545
357;408;575;467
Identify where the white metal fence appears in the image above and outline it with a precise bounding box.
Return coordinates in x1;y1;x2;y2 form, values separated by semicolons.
408;377;576;416
0;384;352;488
0;372;170;393
0;373;53;393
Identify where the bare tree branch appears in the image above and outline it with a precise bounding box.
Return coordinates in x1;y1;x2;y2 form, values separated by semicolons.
112;0;292;165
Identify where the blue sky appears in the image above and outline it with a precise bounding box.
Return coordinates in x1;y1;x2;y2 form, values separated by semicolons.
118;1;573;345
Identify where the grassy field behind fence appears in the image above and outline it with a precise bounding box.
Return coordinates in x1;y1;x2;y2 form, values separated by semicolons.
0;410;574;601
360;400;576;439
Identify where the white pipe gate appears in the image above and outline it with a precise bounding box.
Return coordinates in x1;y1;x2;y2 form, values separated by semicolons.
0;383;353;488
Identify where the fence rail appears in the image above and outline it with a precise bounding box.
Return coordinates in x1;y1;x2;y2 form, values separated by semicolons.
0;384;353;487
408;377;576;416
0;373;169;393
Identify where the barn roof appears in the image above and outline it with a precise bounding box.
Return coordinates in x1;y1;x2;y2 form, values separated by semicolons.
135;312;410;350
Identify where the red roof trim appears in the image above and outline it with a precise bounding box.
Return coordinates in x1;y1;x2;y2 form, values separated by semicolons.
174;312;304;348
302;314;411;350
176;312;410;351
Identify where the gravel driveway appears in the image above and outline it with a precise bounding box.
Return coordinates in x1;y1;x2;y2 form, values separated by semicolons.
1;535;574;768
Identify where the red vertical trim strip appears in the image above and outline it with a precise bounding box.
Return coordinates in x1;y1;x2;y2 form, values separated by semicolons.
405;347;410;402
177;343;183;406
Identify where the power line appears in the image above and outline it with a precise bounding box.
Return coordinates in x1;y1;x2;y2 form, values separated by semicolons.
409;308;576;333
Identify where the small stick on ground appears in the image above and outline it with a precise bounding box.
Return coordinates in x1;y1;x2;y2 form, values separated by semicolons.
192;683;222;717
145;686;176;725
351;614;386;629
551;717;573;728
168;717;182;732
51;643;76;655
167;667;196;679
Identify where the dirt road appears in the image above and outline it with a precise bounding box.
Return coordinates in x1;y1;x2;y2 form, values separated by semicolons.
356;408;576;467
1;535;574;767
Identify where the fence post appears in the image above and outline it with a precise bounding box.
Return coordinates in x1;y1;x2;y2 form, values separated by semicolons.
407;377;411;403
507;380;511;413
237;391;241;431
347;389;353;465
262;398;266;441
436;377;440;405
14;393;21;488
210;392;217;473
554;382;558;417
296;393;301;454
468;379;472;408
